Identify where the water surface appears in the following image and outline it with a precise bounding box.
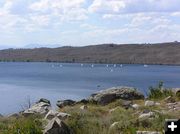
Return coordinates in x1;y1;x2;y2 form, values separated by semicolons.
0;62;180;115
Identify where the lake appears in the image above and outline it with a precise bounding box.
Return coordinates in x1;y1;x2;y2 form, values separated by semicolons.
0;62;180;115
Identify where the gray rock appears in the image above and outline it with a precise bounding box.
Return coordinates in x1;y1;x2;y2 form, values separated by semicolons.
23;101;51;117
167;102;180;111
131;104;140;110
122;100;132;109
80;105;88;110
44;117;73;134
139;112;155;119
38;98;51;105
172;88;180;95
142;109;151;113
145;101;156;106
89;86;144;105
57;100;75;108
136;131;160;134
57;112;71;120
45;110;70;120
144;100;161;107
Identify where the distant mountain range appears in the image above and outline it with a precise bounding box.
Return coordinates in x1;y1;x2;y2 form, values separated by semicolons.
0;42;180;65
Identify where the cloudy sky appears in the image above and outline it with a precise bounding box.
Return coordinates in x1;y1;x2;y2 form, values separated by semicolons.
0;0;180;48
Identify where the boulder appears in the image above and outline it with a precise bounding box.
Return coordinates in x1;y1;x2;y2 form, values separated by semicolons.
45;110;70;120
44;117;73;134
139;112;155;119
145;101;160;106
136;131;160;134
167;102;180;111
131;104;140;110
88;87;144;105
175;88;180;98
142;109;151;113
57;100;75;108
121;100;132;109
38;98;51;105
145;101;155;106
57;112;71;120
23;101;51;117
80;105;88;110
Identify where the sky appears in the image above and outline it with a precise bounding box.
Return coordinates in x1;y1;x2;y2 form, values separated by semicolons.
0;0;180;48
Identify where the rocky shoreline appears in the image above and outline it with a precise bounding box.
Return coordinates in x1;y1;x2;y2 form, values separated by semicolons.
0;86;180;134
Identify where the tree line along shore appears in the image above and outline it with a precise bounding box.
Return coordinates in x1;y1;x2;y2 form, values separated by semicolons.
0;42;180;65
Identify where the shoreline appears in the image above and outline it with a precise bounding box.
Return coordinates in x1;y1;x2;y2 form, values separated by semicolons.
1;61;180;66
0;86;179;133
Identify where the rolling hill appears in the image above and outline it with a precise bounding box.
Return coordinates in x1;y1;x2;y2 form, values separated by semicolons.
0;42;180;65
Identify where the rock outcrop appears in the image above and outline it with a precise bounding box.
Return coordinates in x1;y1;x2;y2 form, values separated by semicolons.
38;98;51;105
57;100;76;108
80;105;88;110
45;110;71;120
23;99;51;117
145;101;160;107
88;87;144;105
167;102;180;111
139;112;155;119
44;117;73;134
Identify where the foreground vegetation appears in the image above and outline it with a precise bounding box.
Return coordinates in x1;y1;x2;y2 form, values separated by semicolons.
0;99;179;134
0;82;179;134
62;100;179;134
0;116;42;134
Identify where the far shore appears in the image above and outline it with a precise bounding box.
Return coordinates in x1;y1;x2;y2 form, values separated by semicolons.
1;61;180;66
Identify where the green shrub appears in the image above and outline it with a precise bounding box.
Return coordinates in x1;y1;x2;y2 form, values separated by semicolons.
0;117;42;134
148;81;173;100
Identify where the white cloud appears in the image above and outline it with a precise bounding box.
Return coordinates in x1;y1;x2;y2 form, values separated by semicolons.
89;0;125;13
89;0;180;14
0;0;180;47
29;0;88;21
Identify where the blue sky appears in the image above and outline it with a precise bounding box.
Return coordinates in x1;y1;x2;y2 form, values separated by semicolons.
0;0;180;48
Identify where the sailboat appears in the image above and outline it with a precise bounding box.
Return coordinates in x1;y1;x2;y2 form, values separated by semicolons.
144;64;148;67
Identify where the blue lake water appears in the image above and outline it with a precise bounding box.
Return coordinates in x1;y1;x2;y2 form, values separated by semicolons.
0;62;180;115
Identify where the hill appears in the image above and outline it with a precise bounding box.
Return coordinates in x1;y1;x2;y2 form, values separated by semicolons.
0;42;180;65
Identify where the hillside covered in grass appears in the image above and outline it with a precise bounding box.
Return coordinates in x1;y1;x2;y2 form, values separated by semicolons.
1;42;180;65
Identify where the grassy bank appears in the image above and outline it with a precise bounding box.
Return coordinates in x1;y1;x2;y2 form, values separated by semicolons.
0;82;179;134
0;99;179;134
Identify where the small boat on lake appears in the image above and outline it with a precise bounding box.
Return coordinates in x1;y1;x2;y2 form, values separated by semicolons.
144;64;148;67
